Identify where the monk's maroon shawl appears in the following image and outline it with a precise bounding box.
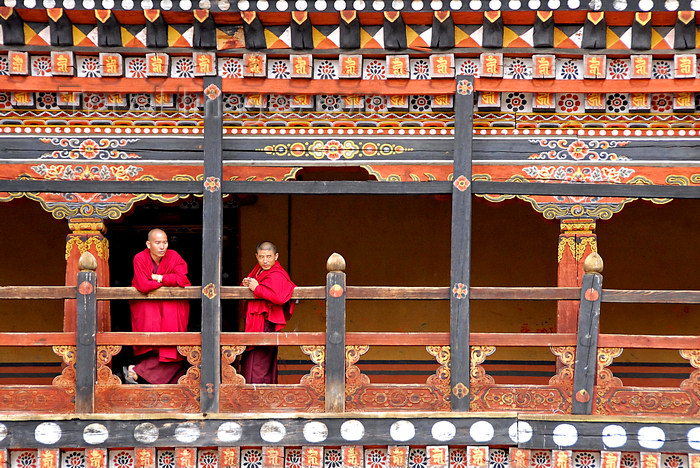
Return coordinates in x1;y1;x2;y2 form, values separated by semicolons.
243;261;296;333
130;249;190;361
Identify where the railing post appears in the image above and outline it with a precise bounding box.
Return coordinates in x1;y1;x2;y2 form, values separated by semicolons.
200;76;224;413
450;75;475;411
75;252;97;413
572;252;604;415
325;253;346;412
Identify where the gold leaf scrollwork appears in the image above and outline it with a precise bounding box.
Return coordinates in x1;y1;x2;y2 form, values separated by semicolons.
52;345;76;392
96;345;122;386
345;345;370;396
426;346;451;399
221;345;246;385
679;349;700;391
470;346;496;385
597;347;624;388
65;236;109;261
300;345;326;395
176;346;201;395
557;237;598;262
549;346;576;386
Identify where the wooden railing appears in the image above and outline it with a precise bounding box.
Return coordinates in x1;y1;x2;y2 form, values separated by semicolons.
0;252;698;415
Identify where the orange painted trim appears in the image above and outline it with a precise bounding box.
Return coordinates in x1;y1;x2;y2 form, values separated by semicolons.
1;76;700;95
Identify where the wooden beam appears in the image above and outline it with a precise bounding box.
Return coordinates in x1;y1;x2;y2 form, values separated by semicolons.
602;289;700;304
3;76;700;94
0;332;75;346
75;264;97;413
598;334;700;348
0;286;75;299
1;179;699;199
571;268;603;415
325;254;346;412
200;76;223;414
449;75;474;412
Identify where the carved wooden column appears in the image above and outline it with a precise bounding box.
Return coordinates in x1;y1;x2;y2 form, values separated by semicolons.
64;218;110;332
557;218;597;333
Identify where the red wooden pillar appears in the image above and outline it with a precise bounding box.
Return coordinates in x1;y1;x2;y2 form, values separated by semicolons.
557;218;597;333
64;218;110;332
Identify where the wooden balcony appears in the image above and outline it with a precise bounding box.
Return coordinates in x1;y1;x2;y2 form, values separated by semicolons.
0;252;698;417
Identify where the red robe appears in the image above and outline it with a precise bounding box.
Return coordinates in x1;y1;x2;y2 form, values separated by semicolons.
130;249;190;363
241;261;295;384
244;261;296;333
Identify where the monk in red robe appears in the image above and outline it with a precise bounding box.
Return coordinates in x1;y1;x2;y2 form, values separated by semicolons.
241;241;296;384
127;229;190;384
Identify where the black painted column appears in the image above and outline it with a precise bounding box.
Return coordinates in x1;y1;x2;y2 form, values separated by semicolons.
75;252;98;413
200;77;223;413
325;253;347;412
572;252;604;415
450;75;475;411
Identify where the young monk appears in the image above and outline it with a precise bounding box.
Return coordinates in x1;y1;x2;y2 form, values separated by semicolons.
127;229;190;384
240;241;296;384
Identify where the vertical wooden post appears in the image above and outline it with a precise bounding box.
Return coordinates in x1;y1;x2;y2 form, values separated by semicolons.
572;252;604;415
557;219;598;334
75;251;98;413
450;75;475;411
200;76;223;413
325;253;347;412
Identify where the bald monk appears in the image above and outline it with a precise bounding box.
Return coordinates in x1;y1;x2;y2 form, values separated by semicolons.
127;229;190;384
241;241;296;384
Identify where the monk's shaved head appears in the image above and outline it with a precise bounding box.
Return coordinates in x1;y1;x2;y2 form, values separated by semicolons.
256;241;277;254
148;229;167;242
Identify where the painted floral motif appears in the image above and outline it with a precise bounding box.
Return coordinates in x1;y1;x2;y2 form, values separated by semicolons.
223;94;244;112
449;449;468;468
83;93;107;111
365;449;387;468
457;59;480;77
110;451;134;468
177;94;200;112
558;59;581;80
557;93;582;113
457;80;474;95
324;449;342;468
269;94;291;112
651;93;673;113
62;451;86;468
15;451;38;468
663;455;685;468
198;451;218;468
203;176;221;192
411;59;430;79
220;58;243;78
264;140;409;160
79;57;101;78
241;450;263;468
36;92;59;110
130;94;153;111
126;58;147;78
364;59;387;80
31;164;143;181
620;453;639;468
316;94;342;112
0;56;9;75
408;449;427;468
40;138;141;160
489;449;508;468
527;139;630;161
606;93;629;113
31;56;52;76
365;95;388;112
573;452;597;468
285;449;302;468
0;92;12;109
652;60;673;79
410;95;432;112
268;60;290;79
505;58;531;79
607;58;630;79
530;451;551;468
314;60;338;79
157;451;175;468
172;57;195;78
523;165;634;183
504;92;528;112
